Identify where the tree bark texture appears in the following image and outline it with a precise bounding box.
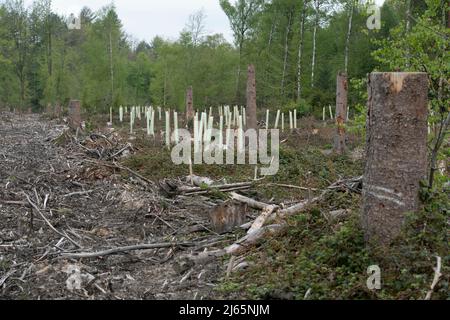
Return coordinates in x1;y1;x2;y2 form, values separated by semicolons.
362;72;428;244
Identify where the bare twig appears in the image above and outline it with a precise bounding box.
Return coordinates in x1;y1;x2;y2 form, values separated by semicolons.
180;269;194;284
184;185;252;196
0;269;16;287
113;161;154;185
59;242;195;259
264;183;319;192
226;256;236;278
0;200;28;206
304;288;312;300
148;213;176;231
108;143;131;160
24;193;82;249
180;182;253;195
63;190;94;198
83;159;155;186
43;194;49;209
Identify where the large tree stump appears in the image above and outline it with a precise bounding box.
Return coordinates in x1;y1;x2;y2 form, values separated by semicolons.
209;201;248;234
185;86;194;126
68;100;81;130
246;64;257;130
334;72;348;154
54;103;62;120
362;72;428;244
45;103;52;115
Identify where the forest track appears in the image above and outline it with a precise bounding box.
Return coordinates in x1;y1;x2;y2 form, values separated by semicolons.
0;112;228;300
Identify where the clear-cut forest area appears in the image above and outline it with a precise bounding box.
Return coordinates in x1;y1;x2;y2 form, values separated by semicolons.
0;0;448;301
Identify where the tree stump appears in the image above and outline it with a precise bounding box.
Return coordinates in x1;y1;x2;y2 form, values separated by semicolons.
68;100;81;130
54;103;62;120
362;72;428;244
186;86;194;127
45;103;52;115
209;201;248;234
246;64;257;131
334;72;348;154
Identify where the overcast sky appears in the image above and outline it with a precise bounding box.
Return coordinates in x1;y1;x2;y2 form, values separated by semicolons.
22;0;386;45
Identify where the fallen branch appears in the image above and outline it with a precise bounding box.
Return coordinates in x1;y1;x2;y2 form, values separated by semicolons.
83;159;154;186
229;192;271;210
180;177;362;265
183;224;285;265
78;143;102;159
63;190;94;198
225;224;284;255
183;183;253;196
247;205;278;234
226;256;236;278
277;196;322;218
264;183;319;192
0;200;28;206
59;242;195;259
89;133;114;146
108;143;131;160
186;175;214;187
113;161;155;185
328;175;363;193
425;256;442;300
24;193;82;249
274;176;362;219
185;186;251;196
0;269;16;287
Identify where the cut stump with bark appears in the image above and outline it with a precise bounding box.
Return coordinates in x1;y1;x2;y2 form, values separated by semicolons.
54;103;62;120
186;86;194;127
68;100;81;130
362;72;428;244
209;201;248;234
246;64;257;131
334;72;348;154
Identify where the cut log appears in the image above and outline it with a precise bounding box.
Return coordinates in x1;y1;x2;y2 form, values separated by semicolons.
229;192;271;210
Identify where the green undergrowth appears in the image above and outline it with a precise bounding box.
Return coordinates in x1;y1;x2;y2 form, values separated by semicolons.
218;189;449;300
122;139;363;202
121;130;448;300
122;144;256;182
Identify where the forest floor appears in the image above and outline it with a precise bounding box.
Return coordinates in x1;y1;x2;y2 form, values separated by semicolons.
0;112;447;300
0;112;242;300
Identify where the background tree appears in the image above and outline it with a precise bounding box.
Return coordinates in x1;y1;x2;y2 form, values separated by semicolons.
220;0;264;104
0;0;441;124
2;0;30;108
374;0;449;189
